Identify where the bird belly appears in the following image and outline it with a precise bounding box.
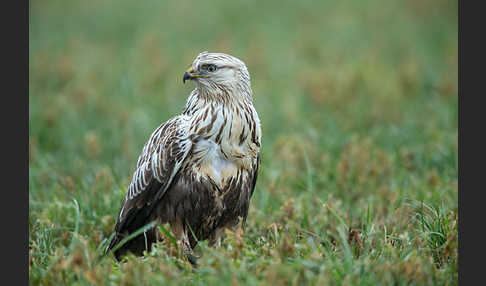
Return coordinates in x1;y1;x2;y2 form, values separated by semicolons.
194;139;239;189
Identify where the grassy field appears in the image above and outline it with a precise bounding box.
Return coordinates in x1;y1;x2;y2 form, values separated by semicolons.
29;0;458;285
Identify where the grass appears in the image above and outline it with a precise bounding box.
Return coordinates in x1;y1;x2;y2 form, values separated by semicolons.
29;0;458;285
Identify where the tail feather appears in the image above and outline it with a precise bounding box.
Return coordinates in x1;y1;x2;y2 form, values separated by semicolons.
107;227;157;260
107;180;164;260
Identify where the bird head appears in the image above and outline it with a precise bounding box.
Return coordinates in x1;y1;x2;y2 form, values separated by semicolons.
183;51;251;96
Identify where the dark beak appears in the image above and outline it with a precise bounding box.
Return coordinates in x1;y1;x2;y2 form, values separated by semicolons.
183;71;193;84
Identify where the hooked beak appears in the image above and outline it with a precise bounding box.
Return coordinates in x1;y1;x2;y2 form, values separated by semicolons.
183;66;209;84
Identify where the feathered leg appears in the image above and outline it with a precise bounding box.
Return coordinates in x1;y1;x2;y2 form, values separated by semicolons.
170;221;198;266
209;227;225;248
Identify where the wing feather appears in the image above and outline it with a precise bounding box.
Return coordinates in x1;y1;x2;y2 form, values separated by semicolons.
249;154;260;198
110;115;192;242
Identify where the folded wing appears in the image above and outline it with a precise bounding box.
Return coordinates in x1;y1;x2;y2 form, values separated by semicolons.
107;116;192;257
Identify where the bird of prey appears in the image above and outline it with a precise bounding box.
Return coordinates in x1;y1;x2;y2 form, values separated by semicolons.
107;52;261;264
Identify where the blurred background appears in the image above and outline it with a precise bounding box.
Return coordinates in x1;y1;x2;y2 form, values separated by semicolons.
29;0;457;284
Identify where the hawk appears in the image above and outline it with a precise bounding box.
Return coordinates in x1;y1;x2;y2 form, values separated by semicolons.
107;52;261;264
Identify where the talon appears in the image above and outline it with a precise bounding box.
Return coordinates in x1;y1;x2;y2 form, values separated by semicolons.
187;253;198;267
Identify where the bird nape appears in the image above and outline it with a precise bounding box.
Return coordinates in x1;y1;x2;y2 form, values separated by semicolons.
106;52;261;266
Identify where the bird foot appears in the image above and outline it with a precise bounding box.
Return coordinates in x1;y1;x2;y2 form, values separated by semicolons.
186;253;198;267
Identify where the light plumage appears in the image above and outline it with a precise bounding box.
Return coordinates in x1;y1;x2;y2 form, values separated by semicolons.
107;52;261;264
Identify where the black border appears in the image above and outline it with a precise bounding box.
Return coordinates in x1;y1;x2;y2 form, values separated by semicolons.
458;0;482;285
6;0;29;284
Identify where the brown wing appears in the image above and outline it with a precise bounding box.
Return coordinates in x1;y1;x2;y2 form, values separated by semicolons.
107;116;192;256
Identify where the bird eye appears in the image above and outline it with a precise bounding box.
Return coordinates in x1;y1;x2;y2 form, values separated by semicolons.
199;64;217;73
207;64;217;72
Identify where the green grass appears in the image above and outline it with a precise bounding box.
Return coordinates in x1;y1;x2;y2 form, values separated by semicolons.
29;0;458;285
